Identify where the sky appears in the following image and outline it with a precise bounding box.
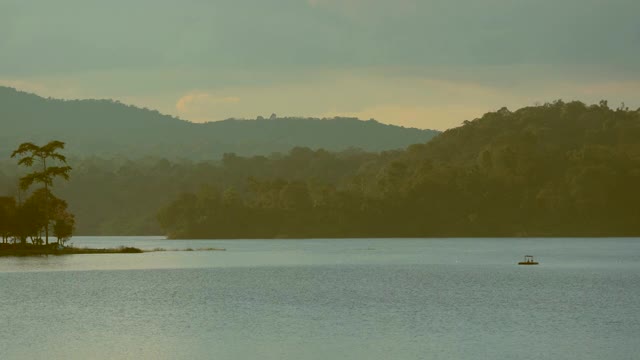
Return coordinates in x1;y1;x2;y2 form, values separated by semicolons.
1;0;639;130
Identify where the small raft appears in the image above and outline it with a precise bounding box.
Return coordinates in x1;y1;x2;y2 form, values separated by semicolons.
518;255;539;265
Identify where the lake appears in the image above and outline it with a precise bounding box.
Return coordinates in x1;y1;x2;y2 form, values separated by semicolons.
1;237;639;360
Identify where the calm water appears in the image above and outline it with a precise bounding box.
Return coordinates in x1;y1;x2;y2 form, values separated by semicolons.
1;237;639;360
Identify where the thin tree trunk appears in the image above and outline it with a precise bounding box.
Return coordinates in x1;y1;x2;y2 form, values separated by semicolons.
43;157;49;246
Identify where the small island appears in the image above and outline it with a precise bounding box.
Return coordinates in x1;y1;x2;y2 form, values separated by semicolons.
0;243;143;257
0;141;141;256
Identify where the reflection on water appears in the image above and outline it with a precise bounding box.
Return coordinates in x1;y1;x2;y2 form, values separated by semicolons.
1;238;639;360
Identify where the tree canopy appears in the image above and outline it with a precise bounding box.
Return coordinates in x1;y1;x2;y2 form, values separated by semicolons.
156;100;640;238
1;100;638;238
2;141;74;245
0;86;439;160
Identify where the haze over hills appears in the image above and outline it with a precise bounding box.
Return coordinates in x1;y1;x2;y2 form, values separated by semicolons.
0;87;440;159
1;99;639;236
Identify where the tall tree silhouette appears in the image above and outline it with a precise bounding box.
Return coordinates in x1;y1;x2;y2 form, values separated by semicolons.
11;141;72;245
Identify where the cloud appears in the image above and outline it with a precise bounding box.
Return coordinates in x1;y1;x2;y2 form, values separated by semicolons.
175;92;241;121
176;92;240;111
164;68;528;129
2;0;638;77
4;65;640;130
321;104;491;130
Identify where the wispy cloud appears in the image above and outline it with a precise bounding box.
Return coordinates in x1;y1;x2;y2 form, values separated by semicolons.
321;104;491;129
176;92;240;112
175;92;241;121
4;65;639;130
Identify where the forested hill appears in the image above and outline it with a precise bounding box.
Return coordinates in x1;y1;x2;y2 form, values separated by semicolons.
154;100;640;238
2;99;639;237
0;87;439;159
400;100;640;166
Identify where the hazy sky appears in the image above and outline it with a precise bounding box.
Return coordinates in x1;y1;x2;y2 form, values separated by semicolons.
1;0;639;129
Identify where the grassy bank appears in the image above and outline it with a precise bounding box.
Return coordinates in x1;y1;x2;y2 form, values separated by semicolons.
0;243;143;257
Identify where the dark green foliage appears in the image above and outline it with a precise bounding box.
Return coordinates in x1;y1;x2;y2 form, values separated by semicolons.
10;141;73;244
117;247;144;254
2;100;639;238
157;101;640;238
53;201;75;244
11;141;72;190
40;148;378;235
1;142;75;244
0;86;439;160
2;186;75;245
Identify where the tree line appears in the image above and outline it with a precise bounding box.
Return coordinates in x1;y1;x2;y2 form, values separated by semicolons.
2;100;638;238
157;100;640;238
0;86;438;160
0;147;381;235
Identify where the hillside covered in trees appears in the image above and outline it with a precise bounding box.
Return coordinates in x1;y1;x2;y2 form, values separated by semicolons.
2;100;639;237
0;148;382;234
156;100;640;238
0;86;439;159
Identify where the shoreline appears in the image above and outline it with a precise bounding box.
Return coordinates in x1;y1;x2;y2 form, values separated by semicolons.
0;244;143;257
0;243;226;257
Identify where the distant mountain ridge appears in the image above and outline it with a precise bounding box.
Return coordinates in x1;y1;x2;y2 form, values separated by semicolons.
0;87;440;159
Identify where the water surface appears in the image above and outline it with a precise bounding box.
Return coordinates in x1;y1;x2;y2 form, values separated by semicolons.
1;237;639;359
